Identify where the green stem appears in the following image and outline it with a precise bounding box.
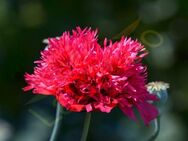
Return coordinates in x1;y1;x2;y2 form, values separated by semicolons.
147;117;160;141
80;112;91;141
49;103;64;141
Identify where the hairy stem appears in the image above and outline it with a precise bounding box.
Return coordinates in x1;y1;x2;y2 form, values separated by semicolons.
49;103;63;141
80;112;91;141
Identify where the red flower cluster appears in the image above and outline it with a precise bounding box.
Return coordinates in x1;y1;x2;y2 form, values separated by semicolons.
24;27;158;124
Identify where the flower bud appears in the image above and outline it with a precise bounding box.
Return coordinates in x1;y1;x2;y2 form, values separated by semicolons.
146;81;169;104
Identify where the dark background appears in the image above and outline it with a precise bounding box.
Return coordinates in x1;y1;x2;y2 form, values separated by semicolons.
0;0;188;141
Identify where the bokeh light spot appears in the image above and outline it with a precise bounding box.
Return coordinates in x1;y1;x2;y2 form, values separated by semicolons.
19;2;46;27
141;30;164;48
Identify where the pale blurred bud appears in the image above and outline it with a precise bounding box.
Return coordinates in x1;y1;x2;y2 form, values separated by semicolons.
146;81;169;104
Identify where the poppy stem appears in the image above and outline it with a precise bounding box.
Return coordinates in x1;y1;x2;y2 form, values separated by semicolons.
80;112;91;141
147;117;160;141
49;103;64;141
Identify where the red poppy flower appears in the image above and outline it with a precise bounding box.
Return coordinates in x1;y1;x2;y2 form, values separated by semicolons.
24;27;158;125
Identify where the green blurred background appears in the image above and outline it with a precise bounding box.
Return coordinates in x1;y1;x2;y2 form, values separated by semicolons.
0;0;188;141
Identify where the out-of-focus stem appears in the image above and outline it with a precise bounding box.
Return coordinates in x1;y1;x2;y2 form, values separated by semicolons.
147;117;160;141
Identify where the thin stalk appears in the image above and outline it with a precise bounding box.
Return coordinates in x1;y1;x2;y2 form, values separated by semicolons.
49;103;64;141
80;112;91;141
147;117;160;141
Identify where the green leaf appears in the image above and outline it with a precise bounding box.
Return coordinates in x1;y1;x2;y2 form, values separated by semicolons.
25;95;46;105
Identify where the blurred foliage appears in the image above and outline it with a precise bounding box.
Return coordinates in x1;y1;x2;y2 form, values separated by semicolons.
0;0;188;141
